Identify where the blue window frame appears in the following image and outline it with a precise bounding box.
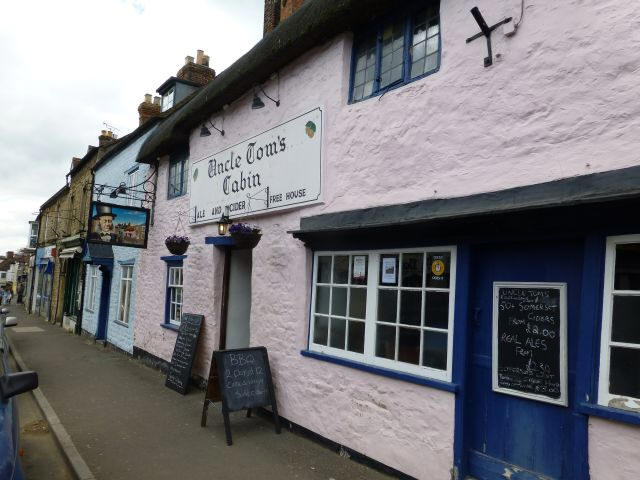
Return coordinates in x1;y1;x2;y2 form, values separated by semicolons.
167;150;188;199
350;1;441;103
161;256;186;327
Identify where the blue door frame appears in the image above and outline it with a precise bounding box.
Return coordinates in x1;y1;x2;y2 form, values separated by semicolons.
95;263;113;341
455;239;589;480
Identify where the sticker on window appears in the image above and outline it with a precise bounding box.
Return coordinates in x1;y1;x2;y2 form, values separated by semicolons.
380;255;398;285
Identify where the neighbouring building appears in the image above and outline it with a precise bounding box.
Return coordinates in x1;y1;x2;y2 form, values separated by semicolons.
33;186;69;321
81;51;214;352
129;0;640;478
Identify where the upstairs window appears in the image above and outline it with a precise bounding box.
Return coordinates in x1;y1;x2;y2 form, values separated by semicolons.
168;151;188;199
350;2;441;103
161;87;174;112
117;265;134;324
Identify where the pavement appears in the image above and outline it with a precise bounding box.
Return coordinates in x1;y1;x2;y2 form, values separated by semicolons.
6;307;393;480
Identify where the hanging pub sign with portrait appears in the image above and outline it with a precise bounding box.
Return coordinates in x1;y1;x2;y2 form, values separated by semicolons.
88;201;150;248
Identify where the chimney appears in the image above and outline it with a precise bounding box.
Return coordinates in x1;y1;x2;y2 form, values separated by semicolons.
98;129;116;146
264;0;305;35
138;93;162;126
176;50;215;87
6;251;14;260
70;157;82;170
279;0;305;23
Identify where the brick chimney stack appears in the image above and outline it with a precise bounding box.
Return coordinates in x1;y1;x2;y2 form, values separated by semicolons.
98;129;116;146
70;157;82;170
176;50;215;86
138;94;162;126
264;0;305;35
6;251;14;260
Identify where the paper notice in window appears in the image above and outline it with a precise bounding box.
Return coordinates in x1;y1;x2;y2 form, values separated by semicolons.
381;257;397;284
353;256;366;281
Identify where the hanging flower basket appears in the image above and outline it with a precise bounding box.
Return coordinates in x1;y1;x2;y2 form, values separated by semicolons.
229;223;262;249
165;235;190;255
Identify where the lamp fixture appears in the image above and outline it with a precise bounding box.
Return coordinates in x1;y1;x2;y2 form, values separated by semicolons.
251;85;280;110
218;213;232;236
200;120;225;137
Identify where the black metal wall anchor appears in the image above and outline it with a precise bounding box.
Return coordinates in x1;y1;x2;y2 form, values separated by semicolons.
466;7;512;67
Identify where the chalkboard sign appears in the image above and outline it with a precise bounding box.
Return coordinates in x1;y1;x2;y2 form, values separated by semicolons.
165;313;204;395
201;347;280;445
492;283;567;406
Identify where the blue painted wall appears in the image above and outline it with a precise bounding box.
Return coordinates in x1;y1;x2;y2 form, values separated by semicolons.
82;125;155;353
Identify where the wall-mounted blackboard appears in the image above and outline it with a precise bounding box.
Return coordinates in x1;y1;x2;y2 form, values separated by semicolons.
201;346;280;445
165;313;204;395
492;283;567;406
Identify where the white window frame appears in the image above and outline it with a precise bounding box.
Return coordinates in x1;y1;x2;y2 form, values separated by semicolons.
161;88;175;112
598;234;640;409
309;246;456;382
127;168;139;207
86;265;98;312
117;265;134;324
167;266;183;325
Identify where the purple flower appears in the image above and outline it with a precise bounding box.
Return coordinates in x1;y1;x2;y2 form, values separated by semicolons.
165;235;190;244
229;222;260;234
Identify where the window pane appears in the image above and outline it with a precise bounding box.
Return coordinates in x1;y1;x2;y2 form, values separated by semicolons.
426;35;439;55
331;287;347;317
427;21;439;38
615;243;640;290
329;318;346;349
377;289;397;323
363;81;374;97
349;288;367;319
611;295;640;343
412;41;426;61
347;321;365;353
400;291;421;326
424;291;449;329
398;328;420;365
609;346;640;398
354;69;365;86
314;316;329;345
376;324;396;360
411;59;425;78
426;253;450;288
317;256;332;283
425;54;438;73
333;256;349;284
402;253;423;287
423;331;447;370
353;85;364;101
413;22;427;44
315;286;330;314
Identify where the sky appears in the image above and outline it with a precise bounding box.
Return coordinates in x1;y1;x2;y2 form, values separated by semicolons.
0;0;263;254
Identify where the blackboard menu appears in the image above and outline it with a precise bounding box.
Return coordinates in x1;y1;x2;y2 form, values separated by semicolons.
165;313;204;395
201;347;281;445
492;283;567;406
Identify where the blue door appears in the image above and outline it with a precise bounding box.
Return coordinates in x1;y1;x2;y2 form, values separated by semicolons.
95;266;111;341
465;240;588;479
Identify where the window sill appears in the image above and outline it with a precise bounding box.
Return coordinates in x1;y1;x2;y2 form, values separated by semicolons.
300;349;458;393
113;320;129;328
578;402;640;426
160;323;180;332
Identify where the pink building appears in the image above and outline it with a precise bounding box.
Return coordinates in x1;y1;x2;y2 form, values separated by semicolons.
132;0;640;478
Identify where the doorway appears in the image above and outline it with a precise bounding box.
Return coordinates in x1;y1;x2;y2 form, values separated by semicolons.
464;239;587;479
225;249;252;349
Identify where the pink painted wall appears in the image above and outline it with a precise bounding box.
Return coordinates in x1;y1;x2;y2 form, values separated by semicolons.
134;0;640;477
589;418;640;479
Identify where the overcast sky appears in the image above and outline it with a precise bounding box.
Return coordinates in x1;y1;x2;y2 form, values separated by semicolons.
0;0;263;254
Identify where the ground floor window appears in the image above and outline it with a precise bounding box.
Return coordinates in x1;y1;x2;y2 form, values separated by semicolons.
117;265;134;324
166;264;183;325
599;235;640;411
309;247;456;381
86;265;98;312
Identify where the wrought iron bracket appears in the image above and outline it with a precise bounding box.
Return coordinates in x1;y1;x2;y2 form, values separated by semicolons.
466;7;512;67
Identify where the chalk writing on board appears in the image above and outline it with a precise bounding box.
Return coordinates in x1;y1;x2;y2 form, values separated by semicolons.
220;350;270;410
165;314;204;395
495;286;564;402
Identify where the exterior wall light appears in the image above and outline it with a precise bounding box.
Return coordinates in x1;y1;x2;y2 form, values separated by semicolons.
252;85;279;110
200;121;225;137
218;214;232;236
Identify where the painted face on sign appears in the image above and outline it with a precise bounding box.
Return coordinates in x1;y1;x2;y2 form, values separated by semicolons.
98;216;113;233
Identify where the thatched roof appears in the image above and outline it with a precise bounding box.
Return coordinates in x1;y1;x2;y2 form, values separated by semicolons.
136;0;395;164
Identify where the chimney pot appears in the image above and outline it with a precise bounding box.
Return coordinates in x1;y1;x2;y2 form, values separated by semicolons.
144;93;152;103
196;49;204;64
202;55;210;67
153;96;161;106
185;55;194;65
101;129;107;136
